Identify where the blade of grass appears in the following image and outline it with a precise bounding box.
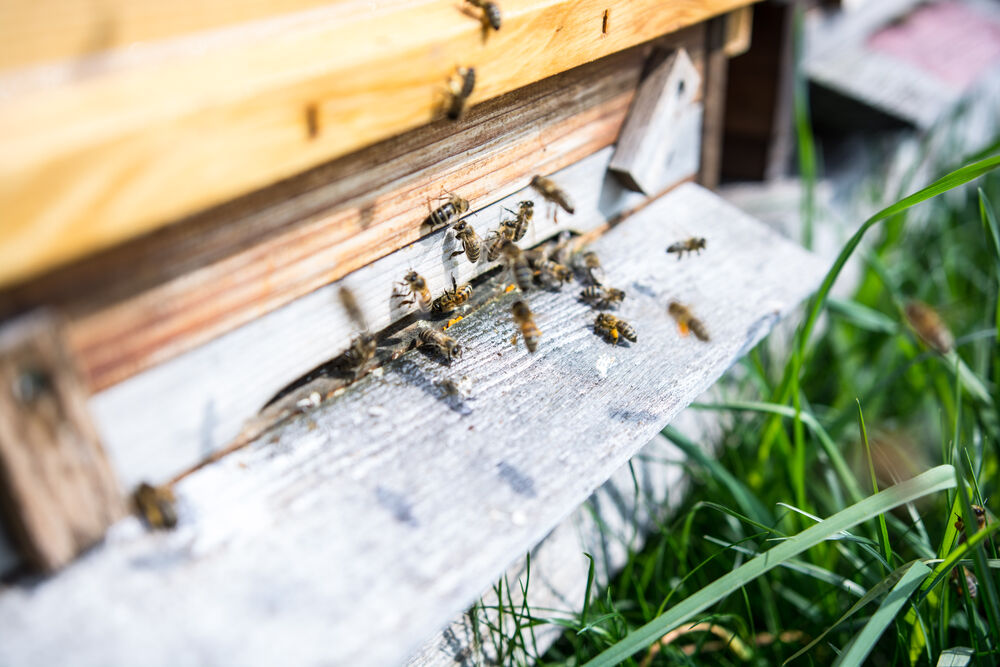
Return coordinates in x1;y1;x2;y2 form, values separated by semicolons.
832;561;933;666
582;466;957;667
859;400;893;571
954;458;1000;645
758;154;1000;462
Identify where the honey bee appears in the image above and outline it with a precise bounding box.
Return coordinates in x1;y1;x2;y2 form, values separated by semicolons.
501;241;534;292
547;230;576;266
511;300;542;353
424;190;470;229
594;312;636;345
904;300;953;354
446;66;476;120
952;505;988;598
534;258;573;289
485;219;518;261
393;269;433;311
581;250;606;286
450;220;482;263
530;175;574;215
668;302;710;342
666;237;707;260
580;285;625;309
418;323;463;361
465;0;501;30
432;274;473;315
503;201;534;241
133;482;178;530
340;287;377;377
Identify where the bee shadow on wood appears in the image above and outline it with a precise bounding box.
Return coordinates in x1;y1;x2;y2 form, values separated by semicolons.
390;358;472;415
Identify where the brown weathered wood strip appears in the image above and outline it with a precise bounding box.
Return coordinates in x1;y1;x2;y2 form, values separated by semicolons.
0;312;123;573
0;184;823;666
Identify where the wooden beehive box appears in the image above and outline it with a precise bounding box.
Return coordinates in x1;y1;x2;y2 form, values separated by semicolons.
0;1;825;664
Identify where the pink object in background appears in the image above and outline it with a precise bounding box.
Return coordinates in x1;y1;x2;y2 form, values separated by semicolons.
867;0;1000;90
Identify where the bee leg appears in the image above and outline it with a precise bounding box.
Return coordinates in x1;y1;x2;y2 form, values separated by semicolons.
450;249;466;259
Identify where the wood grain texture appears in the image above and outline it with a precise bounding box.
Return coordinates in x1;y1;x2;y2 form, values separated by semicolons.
610;48;700;194
0;39;707;393
90;125;704;490
0;0;753;288
0;183;823;666
0;311;123;573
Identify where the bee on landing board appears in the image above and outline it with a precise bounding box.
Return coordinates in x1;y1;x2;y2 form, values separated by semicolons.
580;285;625;309
533;258;573;290
511;300;541;353
133;482;178;530
450;220;482;263
904;300;954;354
530;175;574;217
465;0;501;30
424;190;470;229
952;505;988;598
594;312;636;345
501;241;533;292
339;287;377;377
432;275;473;315
668;302;710;342
418;323;463;362
445;66;476;120
393;270;433;312
666;237;707;260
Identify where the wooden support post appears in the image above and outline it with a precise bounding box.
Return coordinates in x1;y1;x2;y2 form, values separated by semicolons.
609;48;701;194
0;312;123;573
699;15;730;189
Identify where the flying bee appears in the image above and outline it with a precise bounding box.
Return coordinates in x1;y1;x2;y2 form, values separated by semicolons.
511;301;542;353
340;287;377;377
534;258;573;289
485;219;518;261
530;175;574;215
594;312;636;345
450;220;482;263
952;505;988;598
502;201;533;241
581;285;625;309
393;270;433;311
424;190;470;229
465;0;502;30
501;241;534;292
904;300;953;354
133;482;178;530
432;274;473;315
668;302;710;342
580;250;606;286
446;66;476;120
418;323;463;362
547;230;576;266
666;237;707;260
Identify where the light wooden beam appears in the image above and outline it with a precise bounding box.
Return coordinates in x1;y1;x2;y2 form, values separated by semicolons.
0;0;752;288
0;183;823;667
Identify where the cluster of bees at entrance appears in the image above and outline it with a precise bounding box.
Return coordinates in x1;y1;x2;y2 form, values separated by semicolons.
335;172;712;381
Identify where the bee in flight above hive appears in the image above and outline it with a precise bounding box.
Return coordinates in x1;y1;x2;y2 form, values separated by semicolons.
580;250;606;286
668;301;709;342
530;175;574;218
133;482;178;530
339;287;378;377
465;0;502;30
418;323;463;362
392;270;433;312
432;275;473;315
511;300;542;353
486;219;518;261
445;66;476;120
501;241;534;293
424;189;470;229
666;237;707;260
594;313;636;346
503;201;534;241
450;220;482;263
580;285;625;309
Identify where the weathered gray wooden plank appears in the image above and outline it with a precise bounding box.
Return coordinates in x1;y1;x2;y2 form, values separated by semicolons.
0;183;822;667
89;107;703;490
